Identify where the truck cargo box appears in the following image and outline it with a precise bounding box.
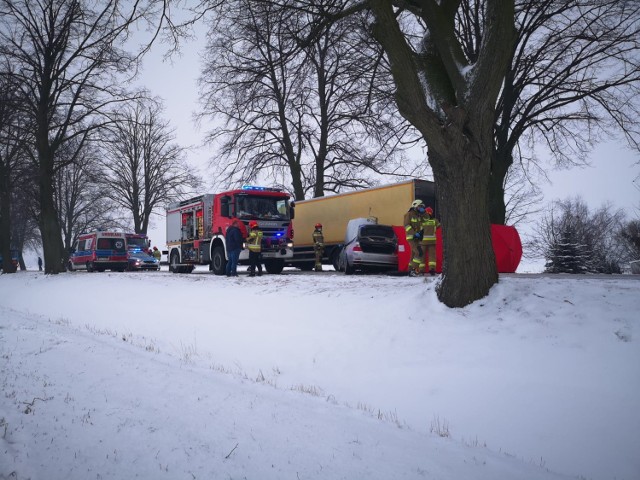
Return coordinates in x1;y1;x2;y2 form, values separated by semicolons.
290;179;437;269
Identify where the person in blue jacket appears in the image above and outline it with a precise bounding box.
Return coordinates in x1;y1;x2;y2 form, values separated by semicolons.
225;220;244;277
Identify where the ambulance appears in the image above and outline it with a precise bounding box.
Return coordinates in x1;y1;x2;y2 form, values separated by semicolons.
68;231;128;272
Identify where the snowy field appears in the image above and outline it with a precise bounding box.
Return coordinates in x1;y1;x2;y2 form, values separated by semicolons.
1;267;639;480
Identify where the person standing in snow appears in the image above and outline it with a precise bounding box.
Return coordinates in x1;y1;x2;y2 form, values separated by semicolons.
247;221;263;277
152;246;161;262
225;221;243;277
422;206;440;275
38;256;43;271
404;199;428;276
312;223;324;272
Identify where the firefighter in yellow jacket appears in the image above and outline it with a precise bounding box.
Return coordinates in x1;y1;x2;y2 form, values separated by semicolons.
422;206;440;275
247;221;263;276
312;223;324;272
404;200;427;276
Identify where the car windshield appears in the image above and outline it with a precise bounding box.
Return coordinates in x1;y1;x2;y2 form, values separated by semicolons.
359;225;395;239
235;195;289;220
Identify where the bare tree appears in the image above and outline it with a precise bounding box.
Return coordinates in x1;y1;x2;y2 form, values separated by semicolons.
53;139;126;264
198;0;417;201
101;97;200;234
346;0;514;306
0;65;31;273
617;219;640;264
500;159;544;227
0;0;168;273
484;0;640;224
10;176;40;269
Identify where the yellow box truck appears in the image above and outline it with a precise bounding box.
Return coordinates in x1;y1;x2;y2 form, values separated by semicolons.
289;179;437;269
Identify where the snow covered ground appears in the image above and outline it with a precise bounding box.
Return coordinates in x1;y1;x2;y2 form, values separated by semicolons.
1;267;638;480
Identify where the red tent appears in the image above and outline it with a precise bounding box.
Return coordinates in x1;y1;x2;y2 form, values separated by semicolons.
491;224;522;273
395;224;522;274
393;226;412;273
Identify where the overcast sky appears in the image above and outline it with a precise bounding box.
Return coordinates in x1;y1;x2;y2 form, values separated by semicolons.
137;24;640;250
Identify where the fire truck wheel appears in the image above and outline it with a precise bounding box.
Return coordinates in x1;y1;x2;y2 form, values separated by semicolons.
86;262;94;272
210;246;226;275
169;251;180;273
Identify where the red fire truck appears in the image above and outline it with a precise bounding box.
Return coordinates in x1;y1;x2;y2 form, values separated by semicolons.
166;186;294;274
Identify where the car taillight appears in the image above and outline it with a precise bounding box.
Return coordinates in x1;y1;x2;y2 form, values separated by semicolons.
290;229;294;240
353;243;362;252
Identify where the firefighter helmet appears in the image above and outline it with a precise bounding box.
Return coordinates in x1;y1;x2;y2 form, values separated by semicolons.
249;221;258;229
315;223;322;229
425;207;433;216
411;199;424;209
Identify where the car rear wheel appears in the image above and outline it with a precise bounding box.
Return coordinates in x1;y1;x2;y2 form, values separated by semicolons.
344;259;355;275
86;261;94;272
330;247;342;271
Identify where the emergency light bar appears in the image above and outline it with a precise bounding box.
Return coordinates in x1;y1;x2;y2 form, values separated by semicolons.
241;185;282;192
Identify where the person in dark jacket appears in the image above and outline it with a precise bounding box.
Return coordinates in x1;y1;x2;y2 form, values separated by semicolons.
225;220;244;277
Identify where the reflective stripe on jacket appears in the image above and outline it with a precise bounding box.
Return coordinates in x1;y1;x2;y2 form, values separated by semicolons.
404;210;427;241
422;218;439;240
312;229;324;247
248;230;263;252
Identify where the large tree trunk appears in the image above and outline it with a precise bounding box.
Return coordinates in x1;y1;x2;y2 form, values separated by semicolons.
488;148;512;225
290;161;305;201
368;0;512;307
429;113;498;307
39;158;66;274
0;161;16;273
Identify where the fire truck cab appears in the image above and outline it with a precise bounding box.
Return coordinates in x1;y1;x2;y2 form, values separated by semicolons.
166;186;293;275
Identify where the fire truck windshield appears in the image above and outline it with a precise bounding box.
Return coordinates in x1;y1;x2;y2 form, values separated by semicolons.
236;195;289;220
